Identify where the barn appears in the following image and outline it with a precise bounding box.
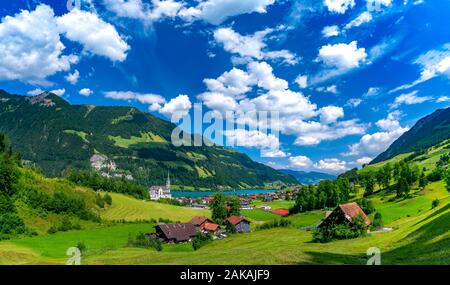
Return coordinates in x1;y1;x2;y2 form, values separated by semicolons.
226;216;251;233
318;202;371;228
155;223;198;243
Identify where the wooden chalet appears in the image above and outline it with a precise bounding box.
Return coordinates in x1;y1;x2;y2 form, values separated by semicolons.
154;223;198;243
226;216;251;233
318;202;371;228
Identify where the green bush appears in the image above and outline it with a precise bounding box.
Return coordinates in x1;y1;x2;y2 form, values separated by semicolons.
432;199;440;209
192;232;213;251
127;232;162;251
103;193;112;205
256;219;292;230
313;215;368;243
47;226;57;234
358;198;375;215
76;241;86;253
371;212;383;230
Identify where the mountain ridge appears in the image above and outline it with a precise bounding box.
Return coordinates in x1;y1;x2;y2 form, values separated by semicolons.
0;89;297;189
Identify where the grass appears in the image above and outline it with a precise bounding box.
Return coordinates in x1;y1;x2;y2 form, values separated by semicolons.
100;193;210;222
108;132;166;148
63;130;89;143
250;199;295;209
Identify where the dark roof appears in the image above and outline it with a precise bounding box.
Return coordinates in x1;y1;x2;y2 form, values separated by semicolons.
339;202;371;225
155;223;197;242
226;216;250;225
189;216;212;226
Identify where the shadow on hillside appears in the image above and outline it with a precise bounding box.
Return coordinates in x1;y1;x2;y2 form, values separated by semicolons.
411;203;450;227
302;206;450;265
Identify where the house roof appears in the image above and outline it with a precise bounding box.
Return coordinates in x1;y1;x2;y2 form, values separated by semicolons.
226;216;250;225
339;202;371;225
271;209;289;216
202;222;219;232
155;223;197;242
189;216;212;226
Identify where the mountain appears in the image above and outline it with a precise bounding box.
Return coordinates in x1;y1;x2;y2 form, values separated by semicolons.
372;107;450;164
0;90;296;189
279;169;336;185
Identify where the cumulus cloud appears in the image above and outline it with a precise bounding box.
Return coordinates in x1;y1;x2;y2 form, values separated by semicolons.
50;88;66;96
213;27;298;65
0;5;78;85
318;41;367;70
295;75;308;88
65;70;80;85
319;106;344;124
79;88;93;96
104;91;166;107
322;25;340;38
389;90;432;109
345;112;409;157
28;88;65;96
356;156;373;165
159;94;192;119
437;96;450;103
346;98;362;108
289;155;313;168
314;158;347;172
323;0;355;14
57;9;130;62
179;0;275;25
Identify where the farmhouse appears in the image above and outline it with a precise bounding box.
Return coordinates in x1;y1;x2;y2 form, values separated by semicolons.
226;216;251;233
189;216;213;228
202;222;220;233
149;171;172;200
319;202;371;228
155;223;198;243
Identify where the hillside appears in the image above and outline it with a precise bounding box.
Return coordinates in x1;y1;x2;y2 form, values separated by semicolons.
279;169;336;185
0;90;296;189
372;107;450;163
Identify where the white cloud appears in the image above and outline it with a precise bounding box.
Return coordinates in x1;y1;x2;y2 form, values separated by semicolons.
224;129;281;150
346;98;362;108
104;91;166;108
213;27;298;65
204;67;254;99
79;88;93;96
57;9;130;62
159;94;192;119
363;87;381;98
27;89;45;96
65;70;80;85
390;44;450;93
0;5;78;85
314;158;347;172
345;112;409;157
322;25;340;38
247;61;289;91
179;0;275;25
318;41;367;70
50;88;66;96
344;11;372;30
389;90;432;109
104;0;184;23
366;0;393;11
323;0;355;14
356;156;373;165
437;96;450;103
317;84;339;94
319;106;344;124
289;155;313;168
295;75;308;88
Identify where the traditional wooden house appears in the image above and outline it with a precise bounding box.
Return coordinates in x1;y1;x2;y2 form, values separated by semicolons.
318;202;371;228
154;223;198;243
189;216;213;228
226;216;251;233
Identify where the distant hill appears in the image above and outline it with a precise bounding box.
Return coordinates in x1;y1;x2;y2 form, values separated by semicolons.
0;90;296;189
372;107;450;164
279;169;336;185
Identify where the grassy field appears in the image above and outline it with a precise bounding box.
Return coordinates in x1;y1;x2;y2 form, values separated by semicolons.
250;199;295;209
1;185;449;264
100;193;209;222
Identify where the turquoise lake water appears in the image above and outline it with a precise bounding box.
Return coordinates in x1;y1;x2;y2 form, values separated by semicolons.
171;189;279;198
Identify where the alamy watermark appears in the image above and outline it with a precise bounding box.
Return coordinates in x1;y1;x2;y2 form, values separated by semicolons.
367;247;381;265
169;104;281;158
66;247;82;265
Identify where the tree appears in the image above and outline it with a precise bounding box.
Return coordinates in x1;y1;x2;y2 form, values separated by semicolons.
396;177;409;198
371;212;383;230
103;193;113;205
362;172;376;197
419;172;428;189
377;163;392;190
227;196;241;217
210;193;228;224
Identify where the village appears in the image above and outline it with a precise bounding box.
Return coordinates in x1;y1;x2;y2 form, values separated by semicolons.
147;172;373;245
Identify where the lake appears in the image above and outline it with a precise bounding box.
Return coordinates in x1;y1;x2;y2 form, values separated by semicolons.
171;189;279;198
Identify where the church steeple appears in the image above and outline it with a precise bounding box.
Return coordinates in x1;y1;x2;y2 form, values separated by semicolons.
166;170;170;189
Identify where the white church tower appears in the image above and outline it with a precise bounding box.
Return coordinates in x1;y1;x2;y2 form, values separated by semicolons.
149;170;172;200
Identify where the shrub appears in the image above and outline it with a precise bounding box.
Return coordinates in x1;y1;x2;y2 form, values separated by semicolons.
313;215;367;243
58;217;73;232
0;213;26;235
47;226;58;234
127;232;162;251
432;199;440;209
256;219;292;231
103;193;112;206
76;241;86;253
371;212;383;230
192;232;213;251
95;194;105;208
358;198;375;215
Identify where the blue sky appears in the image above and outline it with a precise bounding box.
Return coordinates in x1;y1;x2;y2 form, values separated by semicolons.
1;0;450;174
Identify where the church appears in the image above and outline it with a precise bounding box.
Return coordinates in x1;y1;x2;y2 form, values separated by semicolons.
149;171;172;200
